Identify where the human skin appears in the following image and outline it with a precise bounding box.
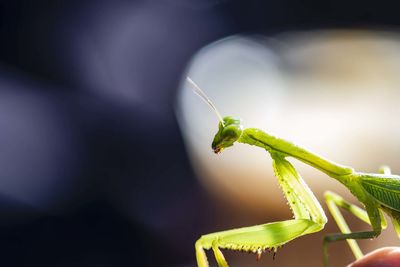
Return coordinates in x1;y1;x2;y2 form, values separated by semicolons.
348;247;400;267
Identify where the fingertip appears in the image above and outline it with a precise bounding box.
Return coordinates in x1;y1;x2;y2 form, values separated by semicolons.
349;247;400;267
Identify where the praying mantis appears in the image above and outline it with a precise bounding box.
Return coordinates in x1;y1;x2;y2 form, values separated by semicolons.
186;77;400;267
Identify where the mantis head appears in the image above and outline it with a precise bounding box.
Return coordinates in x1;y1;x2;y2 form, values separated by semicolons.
212;116;243;154
185;77;243;153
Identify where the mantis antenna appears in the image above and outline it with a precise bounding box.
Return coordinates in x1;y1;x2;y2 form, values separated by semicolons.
186;77;225;127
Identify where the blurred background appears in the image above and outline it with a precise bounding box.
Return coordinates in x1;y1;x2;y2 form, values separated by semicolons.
1;1;400;266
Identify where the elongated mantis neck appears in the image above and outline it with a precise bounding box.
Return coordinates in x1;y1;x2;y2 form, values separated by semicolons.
237;128;355;183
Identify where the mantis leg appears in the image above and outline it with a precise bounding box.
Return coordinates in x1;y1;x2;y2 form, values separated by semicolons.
196;219;322;267
323;191;387;266
195;153;327;267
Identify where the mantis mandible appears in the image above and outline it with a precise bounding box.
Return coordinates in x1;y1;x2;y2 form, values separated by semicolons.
187;77;400;267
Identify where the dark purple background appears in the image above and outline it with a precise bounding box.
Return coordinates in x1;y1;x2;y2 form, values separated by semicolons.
0;1;398;266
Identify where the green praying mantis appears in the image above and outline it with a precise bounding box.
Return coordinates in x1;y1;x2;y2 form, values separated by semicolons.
186;77;400;267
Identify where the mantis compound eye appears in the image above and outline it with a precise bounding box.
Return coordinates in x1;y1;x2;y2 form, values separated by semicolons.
212;116;243;153
222;125;242;141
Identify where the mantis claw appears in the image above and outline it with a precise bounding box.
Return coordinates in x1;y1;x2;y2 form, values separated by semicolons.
256;248;262;261
273;246;279;260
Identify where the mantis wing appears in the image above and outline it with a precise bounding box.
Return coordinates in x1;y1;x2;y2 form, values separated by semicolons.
360;175;400;211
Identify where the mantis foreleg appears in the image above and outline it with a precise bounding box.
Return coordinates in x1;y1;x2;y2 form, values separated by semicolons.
195;153;327;266
196;219;321;267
